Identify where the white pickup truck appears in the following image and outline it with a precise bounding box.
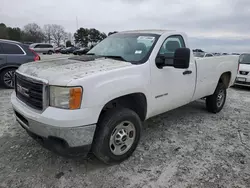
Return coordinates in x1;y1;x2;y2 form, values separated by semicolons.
11;30;238;163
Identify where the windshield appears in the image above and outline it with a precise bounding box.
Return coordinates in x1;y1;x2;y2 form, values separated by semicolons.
87;33;160;63
239;54;250;64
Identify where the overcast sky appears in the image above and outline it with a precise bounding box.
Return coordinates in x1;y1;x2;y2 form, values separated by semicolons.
1;0;250;52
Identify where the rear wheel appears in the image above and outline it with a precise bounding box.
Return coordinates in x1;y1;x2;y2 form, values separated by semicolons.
206;82;226;113
92;108;142;164
0;68;16;89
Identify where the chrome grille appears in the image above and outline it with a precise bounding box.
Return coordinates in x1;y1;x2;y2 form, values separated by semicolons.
15;72;47;111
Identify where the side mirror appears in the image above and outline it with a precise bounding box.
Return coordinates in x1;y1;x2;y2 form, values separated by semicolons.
173;48;190;69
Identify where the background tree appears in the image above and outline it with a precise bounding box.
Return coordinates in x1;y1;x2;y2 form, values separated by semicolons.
43;24;52;43
74;28;107;47
66;40;72;47
74;28;89;47
89;28;107;44
7;27;22;41
23;23;44;43
0;23;9;39
51;24;66;46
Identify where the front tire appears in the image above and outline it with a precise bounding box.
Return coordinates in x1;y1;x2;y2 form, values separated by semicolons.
92;108;142;164
206;82;226;113
0;68;16;89
48;50;53;55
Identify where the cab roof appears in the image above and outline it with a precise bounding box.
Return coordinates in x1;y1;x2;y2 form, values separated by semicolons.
120;29;177;35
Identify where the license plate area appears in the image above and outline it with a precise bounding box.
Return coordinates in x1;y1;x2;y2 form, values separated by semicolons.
237;77;246;82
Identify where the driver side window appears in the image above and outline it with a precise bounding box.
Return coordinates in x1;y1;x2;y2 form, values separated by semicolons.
158;35;186;66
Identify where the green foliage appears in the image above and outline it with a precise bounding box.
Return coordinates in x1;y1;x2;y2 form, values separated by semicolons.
7;27;21;41
1;22;107;47
74;28;107;47
66;40;72;47
0;23;9;39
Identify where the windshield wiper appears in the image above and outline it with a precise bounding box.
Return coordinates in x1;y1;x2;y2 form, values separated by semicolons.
100;55;127;62
86;53;95;55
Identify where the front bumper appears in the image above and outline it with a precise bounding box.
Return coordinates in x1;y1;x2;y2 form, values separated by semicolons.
11;92;98;157
234;75;250;87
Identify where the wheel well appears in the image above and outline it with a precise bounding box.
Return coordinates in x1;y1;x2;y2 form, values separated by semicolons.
219;72;231;88
99;93;147;122
0;66;18;75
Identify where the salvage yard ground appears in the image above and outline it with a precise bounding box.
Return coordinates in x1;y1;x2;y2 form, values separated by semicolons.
0;56;249;187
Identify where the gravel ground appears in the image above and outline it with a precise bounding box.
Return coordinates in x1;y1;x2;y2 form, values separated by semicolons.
0;87;250;188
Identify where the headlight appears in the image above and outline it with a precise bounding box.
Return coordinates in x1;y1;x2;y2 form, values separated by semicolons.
49;86;83;109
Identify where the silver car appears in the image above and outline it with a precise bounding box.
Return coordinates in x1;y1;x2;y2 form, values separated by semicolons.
29;43;54;55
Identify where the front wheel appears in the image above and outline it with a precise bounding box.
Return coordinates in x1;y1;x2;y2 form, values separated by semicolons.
206;82;226;113
92;108;142;164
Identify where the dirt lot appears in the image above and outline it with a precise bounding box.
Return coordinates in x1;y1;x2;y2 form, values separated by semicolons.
0;87;250;188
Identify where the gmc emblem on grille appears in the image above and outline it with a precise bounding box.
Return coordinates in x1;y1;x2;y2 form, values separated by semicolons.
17;84;30;97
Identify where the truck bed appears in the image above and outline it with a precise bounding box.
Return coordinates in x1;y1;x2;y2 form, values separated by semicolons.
192;55;239;101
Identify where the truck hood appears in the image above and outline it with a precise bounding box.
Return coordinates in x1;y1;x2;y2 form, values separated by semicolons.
18;57;133;85
239;64;250;71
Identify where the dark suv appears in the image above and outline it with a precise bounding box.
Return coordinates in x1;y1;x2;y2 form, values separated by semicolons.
0;39;40;88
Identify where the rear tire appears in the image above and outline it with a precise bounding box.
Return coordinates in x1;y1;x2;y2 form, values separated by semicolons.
0;68;16;89
92;108;142;164
206;82;226;113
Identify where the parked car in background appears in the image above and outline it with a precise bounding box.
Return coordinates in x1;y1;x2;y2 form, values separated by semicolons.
60;46;80;54
212;53;221;56
54;45;66;53
194;52;214;58
235;53;250;87
73;47;91;55
0;39;40;88
29;43;54;55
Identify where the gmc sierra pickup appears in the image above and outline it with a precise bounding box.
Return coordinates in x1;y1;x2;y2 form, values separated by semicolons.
11;30;238;163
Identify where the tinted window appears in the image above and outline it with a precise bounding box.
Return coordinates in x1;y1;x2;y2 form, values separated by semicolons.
1;43;24;54
239;54;250;64
42;44;53;48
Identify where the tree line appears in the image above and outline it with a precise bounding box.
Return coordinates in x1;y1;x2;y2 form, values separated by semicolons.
0;22;117;47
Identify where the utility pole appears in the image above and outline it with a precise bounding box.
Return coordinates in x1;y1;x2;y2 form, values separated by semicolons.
76;16;79;31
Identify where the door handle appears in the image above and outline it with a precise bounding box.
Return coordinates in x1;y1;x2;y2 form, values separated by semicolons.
183;70;192;75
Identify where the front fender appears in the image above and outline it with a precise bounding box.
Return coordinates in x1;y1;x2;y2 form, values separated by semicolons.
95;74;149;107
71;64;151;109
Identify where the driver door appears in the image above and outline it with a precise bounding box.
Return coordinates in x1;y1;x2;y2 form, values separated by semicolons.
150;35;196;116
